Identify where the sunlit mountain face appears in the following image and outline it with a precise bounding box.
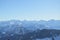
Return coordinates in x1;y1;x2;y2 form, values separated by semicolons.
0;20;60;40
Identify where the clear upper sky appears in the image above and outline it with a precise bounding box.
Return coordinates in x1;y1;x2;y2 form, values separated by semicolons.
0;0;60;21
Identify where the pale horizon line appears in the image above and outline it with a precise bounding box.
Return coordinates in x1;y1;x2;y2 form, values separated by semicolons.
0;19;60;21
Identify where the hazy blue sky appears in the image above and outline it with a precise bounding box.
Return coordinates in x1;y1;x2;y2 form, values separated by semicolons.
0;0;60;21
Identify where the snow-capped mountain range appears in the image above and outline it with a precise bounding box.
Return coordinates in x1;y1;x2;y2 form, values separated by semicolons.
0;20;60;40
0;20;60;33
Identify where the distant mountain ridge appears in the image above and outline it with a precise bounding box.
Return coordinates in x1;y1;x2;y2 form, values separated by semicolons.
0;20;60;40
0;19;60;29
0;19;60;33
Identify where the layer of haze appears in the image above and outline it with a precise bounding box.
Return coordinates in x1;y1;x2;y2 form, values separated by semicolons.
0;0;60;21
